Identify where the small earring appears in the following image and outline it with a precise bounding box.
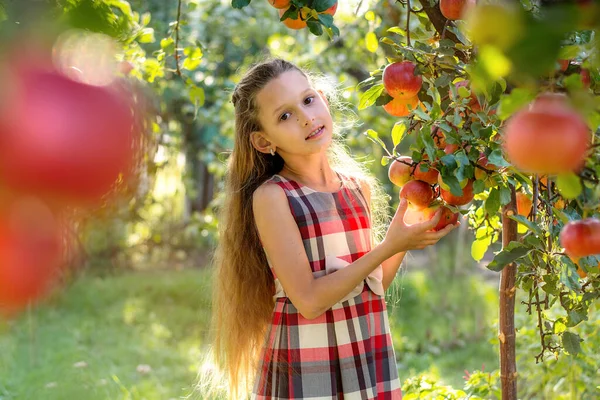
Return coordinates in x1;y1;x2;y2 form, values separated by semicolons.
270;148;275;156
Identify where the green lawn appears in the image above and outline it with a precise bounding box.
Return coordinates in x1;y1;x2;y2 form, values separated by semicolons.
0;269;213;400
0;268;500;399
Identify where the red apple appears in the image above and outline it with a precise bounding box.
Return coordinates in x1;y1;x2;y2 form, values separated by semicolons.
444;143;460;155
516;192;532;217
440;0;475;20
422;205;459;231
269;0;291;9
560;218;600;259
279;2;337;29
530;92;569;111
558;59;570;72
383;61;422;99
388;156;413;187
432;126;447;149
404;204;458;231
581;68;591;89
474;153;499;180
0;60;139;208
440;180;474;206
503;101;590;174
400;180;434;209
413;162;439;185
0;198;63;316
383;95;420;117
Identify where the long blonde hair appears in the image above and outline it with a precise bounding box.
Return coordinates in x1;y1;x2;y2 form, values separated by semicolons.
210;58;389;398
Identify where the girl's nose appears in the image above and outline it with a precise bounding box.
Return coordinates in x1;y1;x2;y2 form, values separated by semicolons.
298;114;314;126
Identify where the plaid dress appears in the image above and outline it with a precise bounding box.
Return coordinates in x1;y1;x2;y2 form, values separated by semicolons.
252;172;402;400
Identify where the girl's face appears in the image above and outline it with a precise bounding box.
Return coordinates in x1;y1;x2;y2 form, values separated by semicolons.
251;70;334;157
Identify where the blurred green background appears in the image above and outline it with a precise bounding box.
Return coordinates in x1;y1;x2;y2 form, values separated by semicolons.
0;0;599;399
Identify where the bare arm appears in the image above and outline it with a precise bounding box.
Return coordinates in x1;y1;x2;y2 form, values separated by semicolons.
253;184;394;320
253;183;454;320
359;181;406;291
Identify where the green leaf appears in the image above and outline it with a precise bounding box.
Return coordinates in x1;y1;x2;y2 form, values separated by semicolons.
421;128;437;161
567;310;587;327
556;173;582;199
499;185;512;205
485;188;501;215
413;107;431;121
387;27;406;36
443;175;464;197
391;122;407;148
231;0;251;8
487;149;510;167
365;32;379;53
381;156;390;166
559;45;580;60
561;332;582;355
364;129;387;150
497;88;535;120
307;21;324;36
160;37;175;52
471;238;491;261
182;47;203;71
312;0;337;12
317;13;334;28
508;215;543;236
358;84;384;110
138;27;155;43
189;85;205;107
560;257;581;291
473;179;485;194
487;241;534;272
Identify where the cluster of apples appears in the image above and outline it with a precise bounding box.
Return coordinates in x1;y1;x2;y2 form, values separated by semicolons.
503;92;599;267
387;142;487;231
268;0;338;30
382;61;423;117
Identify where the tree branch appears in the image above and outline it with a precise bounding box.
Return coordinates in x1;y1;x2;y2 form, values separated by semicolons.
174;0;183;77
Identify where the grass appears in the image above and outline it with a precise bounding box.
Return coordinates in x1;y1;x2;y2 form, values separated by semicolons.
0;266;501;399
387;270;500;388
0;269;213;400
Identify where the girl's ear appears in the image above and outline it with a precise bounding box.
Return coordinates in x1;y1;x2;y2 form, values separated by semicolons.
318;90;329;109
250;131;274;154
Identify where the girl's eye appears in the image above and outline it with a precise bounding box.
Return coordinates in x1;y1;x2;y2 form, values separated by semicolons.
304;96;314;105
280;112;291;121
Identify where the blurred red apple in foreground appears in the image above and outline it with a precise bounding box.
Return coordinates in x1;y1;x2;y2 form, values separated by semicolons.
0;60;139;207
503;99;590;174
0;198;63;317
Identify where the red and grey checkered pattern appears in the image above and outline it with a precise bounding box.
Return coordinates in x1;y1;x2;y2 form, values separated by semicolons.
252;173;402;399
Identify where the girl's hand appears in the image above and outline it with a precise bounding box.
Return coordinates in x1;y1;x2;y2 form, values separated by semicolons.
382;199;458;254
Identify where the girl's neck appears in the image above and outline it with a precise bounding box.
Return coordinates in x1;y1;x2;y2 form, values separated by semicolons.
279;162;339;189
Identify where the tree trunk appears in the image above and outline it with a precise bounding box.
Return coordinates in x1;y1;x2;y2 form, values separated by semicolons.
499;184;518;399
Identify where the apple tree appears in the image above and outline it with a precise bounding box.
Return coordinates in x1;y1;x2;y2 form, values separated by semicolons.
355;1;600;398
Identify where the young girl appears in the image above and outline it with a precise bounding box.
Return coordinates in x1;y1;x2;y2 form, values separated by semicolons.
211;58;457;399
